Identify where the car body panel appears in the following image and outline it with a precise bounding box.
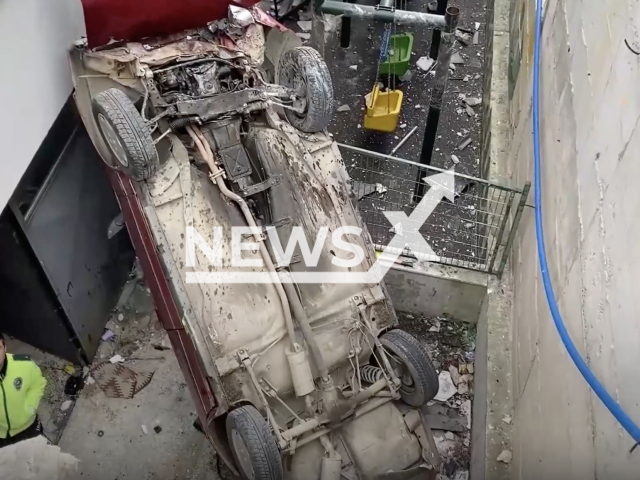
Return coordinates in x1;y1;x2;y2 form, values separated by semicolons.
80;0;261;47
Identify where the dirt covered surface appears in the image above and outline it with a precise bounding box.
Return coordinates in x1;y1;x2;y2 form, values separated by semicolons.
398;311;476;480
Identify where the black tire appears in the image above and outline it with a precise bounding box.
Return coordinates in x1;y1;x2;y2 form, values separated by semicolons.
92;88;159;181
226;405;283;480
279;47;334;133
380;329;439;406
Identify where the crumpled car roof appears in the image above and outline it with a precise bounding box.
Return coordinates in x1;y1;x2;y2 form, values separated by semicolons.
80;0;260;48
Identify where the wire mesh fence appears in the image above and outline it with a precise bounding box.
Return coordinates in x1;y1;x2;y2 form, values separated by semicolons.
340;144;530;275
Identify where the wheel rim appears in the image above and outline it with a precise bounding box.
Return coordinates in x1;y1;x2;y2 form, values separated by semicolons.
231;429;255;480
389;354;416;396
98;113;129;168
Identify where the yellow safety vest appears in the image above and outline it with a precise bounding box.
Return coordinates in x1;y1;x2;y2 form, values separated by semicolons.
0;353;46;438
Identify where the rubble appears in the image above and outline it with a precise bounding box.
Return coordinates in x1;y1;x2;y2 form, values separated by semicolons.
497;450;513;464
434;371;457;402
297;20;312;31
451;52;465;64
416;56;435;72
337;104;351;112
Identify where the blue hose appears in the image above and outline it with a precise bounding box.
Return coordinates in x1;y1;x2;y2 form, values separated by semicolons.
532;0;640;444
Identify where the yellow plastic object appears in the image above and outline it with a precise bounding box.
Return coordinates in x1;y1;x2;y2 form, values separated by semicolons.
363;85;403;133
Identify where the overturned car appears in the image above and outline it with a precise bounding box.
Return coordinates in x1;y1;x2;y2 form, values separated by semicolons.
70;3;441;479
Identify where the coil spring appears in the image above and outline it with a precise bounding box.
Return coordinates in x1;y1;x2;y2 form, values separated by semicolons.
360;365;385;384
169;117;195;131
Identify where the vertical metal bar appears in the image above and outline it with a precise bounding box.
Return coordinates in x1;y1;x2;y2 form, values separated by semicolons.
496;182;531;276
414;6;459;202
340;0;353;48
487;189;513;274
274;0;279;19
429;0;449;59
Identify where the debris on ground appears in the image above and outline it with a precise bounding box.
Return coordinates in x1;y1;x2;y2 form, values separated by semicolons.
416;56;435;72
337;104;351;112
457;137;473;150
101;330;115;342
463;97;482;107
396;313;476;477
109;354;125;364
399;70;413;82
349;64;358;71
297;20;312;31
455;30;471;45
141;425;149;435
60;400;73;412
451;52;464;65
154;426;162;434
497;450;513;464
91;362;155;399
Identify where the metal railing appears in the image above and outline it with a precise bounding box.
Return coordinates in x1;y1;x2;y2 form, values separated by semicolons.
339;144;530;276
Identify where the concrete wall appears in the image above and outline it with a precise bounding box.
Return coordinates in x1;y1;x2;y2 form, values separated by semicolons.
507;0;640;478
0;0;85;207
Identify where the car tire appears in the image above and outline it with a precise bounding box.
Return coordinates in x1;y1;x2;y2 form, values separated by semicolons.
226;405;283;480
92;88;159;181
380;329;439;406
279;47;334;133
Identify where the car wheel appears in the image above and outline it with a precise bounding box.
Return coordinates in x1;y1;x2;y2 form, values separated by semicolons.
92;88;159;181
279;47;334;133
226;405;283;480
380;329;439;406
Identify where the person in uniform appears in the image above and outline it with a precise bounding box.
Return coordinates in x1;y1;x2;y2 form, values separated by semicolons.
0;333;47;448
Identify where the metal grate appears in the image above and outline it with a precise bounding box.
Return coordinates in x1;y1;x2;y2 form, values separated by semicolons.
340;144;530;276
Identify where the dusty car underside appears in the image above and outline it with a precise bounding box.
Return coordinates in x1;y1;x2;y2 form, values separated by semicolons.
70;16;441;480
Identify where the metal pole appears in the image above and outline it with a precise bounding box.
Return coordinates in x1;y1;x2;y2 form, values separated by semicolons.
496;182;531;276
319;1;448;28
429;0;449;59
414;6;459;202
340;0;353;48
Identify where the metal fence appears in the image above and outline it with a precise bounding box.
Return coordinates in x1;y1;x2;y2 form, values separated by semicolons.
339;144;530;276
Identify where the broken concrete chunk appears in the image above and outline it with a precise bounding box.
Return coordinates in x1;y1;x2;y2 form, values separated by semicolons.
416;56;435;72
337;104;351;112
466;105;475;117
467;363;474;374
297;20;312;31
60;400;72;412
473;31;480;45
434;371;457;402
444;431;455;440
502;415;513;425
453;470;469;480
415;104;422;109
109;354;125;364
475;22;481;31
451;154;460;164
399;70;413;82
141;425;149;435
349;64;358;71
464;97;482;107
400;123;407;129
458;363;468;374
463;75;470;82
458;137;473;150
460;399;472;429
449;63;456;71
449;365;460;386
497;450;513;464
455;30;471;45
451;52;464;64
457;374;472;395
296;32;311;40
429;318;441;333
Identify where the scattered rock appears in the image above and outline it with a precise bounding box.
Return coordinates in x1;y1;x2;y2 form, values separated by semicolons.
449;63;456;71
337;104;351;112
449;365;460;386
466;105;475;117
399;70;413;82
497;450;513;464
434;371;457;402
460;399;472;429
444;431;455;440
60;400;72;412
453;470;469;480
455;31;471;45
297;20;312;31
109;354;125;364
416;56;435;72
101;329;115;342
458;137;473;150
406;313;415;319
296;32;311;40
117;314;124;321
429;318;441;333
464;222;474;228
154;425;162;434
464;97;482;107
451;154;460;164
502;415;512;425
349;65;358;71
467;363;474;374
457;374;472;395
85;375;95;385
458;363;468;375
473;31;480;45
463;75;470;82
451;52;465;64
414;104;422;109
400;123;407;129
141;425;149;435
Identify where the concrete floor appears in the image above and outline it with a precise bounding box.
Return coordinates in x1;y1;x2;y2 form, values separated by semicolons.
39;281;219;480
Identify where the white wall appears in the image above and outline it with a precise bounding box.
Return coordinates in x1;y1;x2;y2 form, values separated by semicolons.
0;0;85;208
508;0;640;478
